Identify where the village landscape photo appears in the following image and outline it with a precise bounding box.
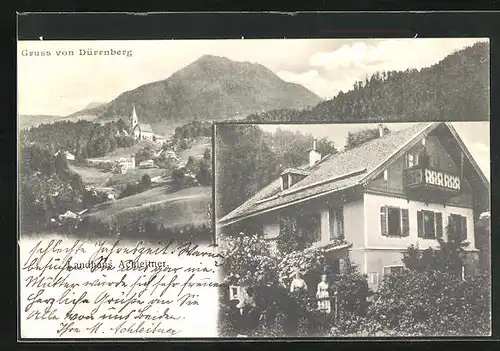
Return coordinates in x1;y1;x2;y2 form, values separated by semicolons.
17;37;490;339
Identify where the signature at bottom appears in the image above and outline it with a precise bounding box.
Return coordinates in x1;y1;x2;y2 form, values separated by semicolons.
56;320;181;337
112;320;180;336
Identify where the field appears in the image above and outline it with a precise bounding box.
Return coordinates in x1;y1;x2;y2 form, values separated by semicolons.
90;140;160;162
179;141;211;163
69;164;113;187
84;185;211;228
71;163;167;192
106;168;166;191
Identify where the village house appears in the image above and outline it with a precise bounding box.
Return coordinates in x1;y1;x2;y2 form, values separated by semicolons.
117;155;135;173
87;158;113;168
217;122;490;292
138;159;155;169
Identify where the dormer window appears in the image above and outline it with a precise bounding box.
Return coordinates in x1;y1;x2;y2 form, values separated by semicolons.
281;174;289;190
280;168;310;191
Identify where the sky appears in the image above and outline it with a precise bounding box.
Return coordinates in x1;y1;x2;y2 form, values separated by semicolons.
17;38;488;116
259;122;490;182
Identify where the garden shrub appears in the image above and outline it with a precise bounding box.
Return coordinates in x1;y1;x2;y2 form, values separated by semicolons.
365;269;490;336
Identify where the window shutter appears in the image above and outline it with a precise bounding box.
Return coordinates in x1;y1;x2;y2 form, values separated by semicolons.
461;216;467;241
329;208;335;241
448;215;454;240
339;259;346;274
435;212;443;238
380;206;388;236
417;210;423;238
337;210;344;239
401;209;409;236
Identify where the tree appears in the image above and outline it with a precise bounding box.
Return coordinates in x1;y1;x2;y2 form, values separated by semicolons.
216;124;279;216
141;174;152;189
196;160;212;186
315;137;338;157
178;139;190;150
402;225;469;278
203;148;211;161
172;168;186;189
344;126;390;150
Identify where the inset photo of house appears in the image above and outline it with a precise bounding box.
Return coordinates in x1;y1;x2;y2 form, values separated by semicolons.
215;121;490;337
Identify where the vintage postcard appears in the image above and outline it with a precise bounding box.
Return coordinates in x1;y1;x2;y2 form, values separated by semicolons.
17;37;490;339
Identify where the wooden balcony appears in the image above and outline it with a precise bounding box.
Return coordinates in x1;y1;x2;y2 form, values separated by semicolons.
405;166;461;199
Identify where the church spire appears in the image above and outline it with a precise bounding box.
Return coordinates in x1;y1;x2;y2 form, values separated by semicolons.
130;104;138;129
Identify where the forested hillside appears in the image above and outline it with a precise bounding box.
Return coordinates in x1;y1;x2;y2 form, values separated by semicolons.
19;144;90;232
245;42;489;122
173;120;213;140
19;119;135;161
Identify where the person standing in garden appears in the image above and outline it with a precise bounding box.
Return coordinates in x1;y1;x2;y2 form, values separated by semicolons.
290;271;308;293
316;274;331;313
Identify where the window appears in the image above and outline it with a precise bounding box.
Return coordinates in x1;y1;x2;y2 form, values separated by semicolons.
329;208;344;241
281;174;289;190
331;259;347;275
406;152;419;168
368;272;379;285
298;213;321;243
417;210;443;239
383;266;404;275
407;154;415;168
448;214;467;241
229;286;241;300
380;206;409;237
290;173;306;187
383;169;388;181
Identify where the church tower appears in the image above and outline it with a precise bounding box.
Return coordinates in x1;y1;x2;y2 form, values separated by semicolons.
130;104;139;130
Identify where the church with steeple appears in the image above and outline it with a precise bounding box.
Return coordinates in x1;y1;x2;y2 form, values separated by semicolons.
130;104;155;141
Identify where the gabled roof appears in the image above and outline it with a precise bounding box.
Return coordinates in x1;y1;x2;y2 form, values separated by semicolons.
218;122;489;227
141;123;154;133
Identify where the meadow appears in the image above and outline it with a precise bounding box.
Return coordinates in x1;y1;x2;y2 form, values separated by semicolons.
84;185;211;228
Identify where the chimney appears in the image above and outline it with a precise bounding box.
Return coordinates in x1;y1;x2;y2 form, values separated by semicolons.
309;138;321;167
378;124;384;137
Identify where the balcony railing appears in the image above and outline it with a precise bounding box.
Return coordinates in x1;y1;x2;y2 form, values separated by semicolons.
405;166;461;192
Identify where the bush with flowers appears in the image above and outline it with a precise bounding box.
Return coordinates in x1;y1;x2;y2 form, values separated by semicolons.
218;230;372;336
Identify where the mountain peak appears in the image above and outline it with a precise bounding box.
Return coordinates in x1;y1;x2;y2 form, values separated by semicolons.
197;54;229;61
69;55;322;126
